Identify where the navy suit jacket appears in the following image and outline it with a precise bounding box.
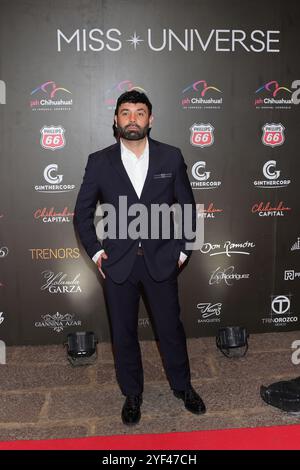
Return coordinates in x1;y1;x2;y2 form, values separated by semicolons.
74;137;196;283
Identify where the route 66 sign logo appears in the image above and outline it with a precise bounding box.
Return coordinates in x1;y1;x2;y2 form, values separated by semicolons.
40;125;65;150
262;123;285;147
190;123;214;147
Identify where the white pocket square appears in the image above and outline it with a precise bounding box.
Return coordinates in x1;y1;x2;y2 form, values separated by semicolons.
153;172;173;179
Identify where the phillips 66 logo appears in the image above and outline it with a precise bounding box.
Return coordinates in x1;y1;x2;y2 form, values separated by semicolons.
262;123;285;147
190;123;214;148
40;125;66;150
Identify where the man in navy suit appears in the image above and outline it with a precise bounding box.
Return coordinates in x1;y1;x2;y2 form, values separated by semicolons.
74;90;206;425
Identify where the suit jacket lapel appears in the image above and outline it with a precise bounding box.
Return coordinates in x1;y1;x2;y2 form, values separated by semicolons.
108;141;139;200
140;137;162;201
108;137;162;202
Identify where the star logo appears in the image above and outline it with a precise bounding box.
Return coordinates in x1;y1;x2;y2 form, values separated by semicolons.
127;32;144;50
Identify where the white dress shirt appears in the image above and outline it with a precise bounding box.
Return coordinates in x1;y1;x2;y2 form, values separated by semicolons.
92;138;187;265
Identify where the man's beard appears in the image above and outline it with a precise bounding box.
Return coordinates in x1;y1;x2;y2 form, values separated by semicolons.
117;123;150;141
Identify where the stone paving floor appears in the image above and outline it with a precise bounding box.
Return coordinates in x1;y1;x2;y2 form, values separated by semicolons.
0;331;300;441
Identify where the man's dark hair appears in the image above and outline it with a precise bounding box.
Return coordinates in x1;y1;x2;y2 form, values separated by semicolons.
114;90;152;115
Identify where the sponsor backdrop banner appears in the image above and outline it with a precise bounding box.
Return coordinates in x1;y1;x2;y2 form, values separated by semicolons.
0;0;300;345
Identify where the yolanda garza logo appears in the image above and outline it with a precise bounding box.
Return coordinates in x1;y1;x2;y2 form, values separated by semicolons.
29;248;80;260
30;81;73;111
253;160;290;189
181;80;222;110
0;247;9;258
254;80;294;109
284;270;300;281
262;295;298;327
35;312;82;332
261;123;285;147
197;203;223;220
35;164;76;193
41;271;82;294
40;126;66;150
209;266;250;286
105;80;147;109
251;201;291;217
34;207;74;223
190;124;214;147
201;240;255;257
0;80;5;104
190;161;221;189
197;303;222;324
57;28;280;53
0;312;4;325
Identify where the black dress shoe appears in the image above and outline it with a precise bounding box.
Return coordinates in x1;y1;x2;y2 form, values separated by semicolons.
173;385;206;415
121;395;142;425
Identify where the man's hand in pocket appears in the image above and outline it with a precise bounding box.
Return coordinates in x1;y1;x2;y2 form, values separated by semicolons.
97;252;108;279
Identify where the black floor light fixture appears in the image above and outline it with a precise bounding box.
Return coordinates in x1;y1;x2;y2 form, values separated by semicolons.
65;331;98;366
216;326;249;358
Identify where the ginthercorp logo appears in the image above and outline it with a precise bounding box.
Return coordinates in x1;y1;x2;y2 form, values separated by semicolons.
181;80;222;110
197;303;222;324
35;164;75;193
190;123;214;147
284;270;300;281
253;160;290;188
0;312;4;325
44;164;63;184
254;80;294;109
291;238;300;252
40;126;66;150
261;123;285;147
0;80;5;104
105;80;147;109
35;312;82;332
190;161;221;190
251;201;291;217
262;295;298;327
197;202;223;220
30;81;73;111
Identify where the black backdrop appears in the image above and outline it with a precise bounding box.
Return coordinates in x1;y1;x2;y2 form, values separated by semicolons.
1;0;300;345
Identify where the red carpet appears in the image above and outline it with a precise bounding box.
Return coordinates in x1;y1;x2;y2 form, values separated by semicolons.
0;425;300;450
